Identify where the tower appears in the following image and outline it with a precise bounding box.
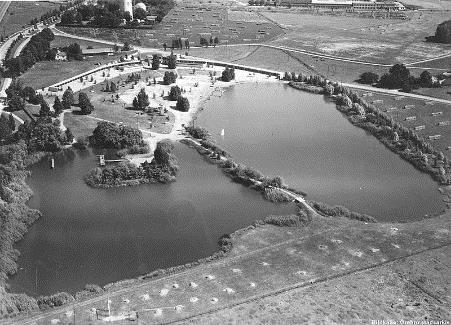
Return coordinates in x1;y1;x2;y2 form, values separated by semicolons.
120;0;133;20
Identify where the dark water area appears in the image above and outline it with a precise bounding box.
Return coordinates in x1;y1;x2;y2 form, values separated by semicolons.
196;82;445;222
9;144;295;296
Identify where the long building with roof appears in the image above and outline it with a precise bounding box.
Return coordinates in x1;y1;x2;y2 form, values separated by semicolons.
277;0;406;11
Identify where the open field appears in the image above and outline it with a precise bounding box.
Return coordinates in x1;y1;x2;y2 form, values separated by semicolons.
18;55;123;91
51;35;115;51
0;1;59;37
59;4;283;49
350;89;451;158
263;10;451;64
8;210;450;324
400;0;451;10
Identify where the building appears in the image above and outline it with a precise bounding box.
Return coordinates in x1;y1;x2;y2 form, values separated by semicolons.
276;0;406;10
82;48;115;56
121;0;133;19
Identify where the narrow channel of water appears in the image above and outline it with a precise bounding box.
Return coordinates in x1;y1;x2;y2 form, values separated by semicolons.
9;144;295;296
196;82;445;221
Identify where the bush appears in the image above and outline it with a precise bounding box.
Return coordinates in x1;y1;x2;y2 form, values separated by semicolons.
73;136;88;149
263;187;292;203
37;292;74;310
264;214;304;227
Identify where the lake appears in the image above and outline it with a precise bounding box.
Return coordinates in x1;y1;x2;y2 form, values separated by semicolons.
9;144;295;296
196;82;445;221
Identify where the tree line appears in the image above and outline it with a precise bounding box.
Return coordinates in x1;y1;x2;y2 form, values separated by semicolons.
358;64;441;92
2;28;55;78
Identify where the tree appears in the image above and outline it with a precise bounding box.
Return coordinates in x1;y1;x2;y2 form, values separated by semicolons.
110;81;117;92
221;67;235;82
65;128;74;144
62;87;74;110
122;42;132;51
7;94;25;112
359;72;379;84
78;92;94;114
65;43;83;61
123;11;132;22
22;86;36;102
175;96;190;112
134;7;147;20
167;52;177;69
169;85;181;101
213;36;219;47
163;71;177;85
132;88;149;110
0;114;12;140
419;70;433;87
151;54;160;70
379;64;411;89
434;20;451;44
53;97;64;116
39;98;51;116
154;139;176;166
8;114;15;132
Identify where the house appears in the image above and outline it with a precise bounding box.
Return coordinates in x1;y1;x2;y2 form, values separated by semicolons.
55;50;67;61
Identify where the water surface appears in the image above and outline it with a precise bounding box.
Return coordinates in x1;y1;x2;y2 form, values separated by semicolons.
197;82;445;221
10;144;294;296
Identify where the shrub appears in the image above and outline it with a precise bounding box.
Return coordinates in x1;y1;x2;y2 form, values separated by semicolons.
73;136;88;149
263;187;292;203
185;126;209;140
37;292;74;310
263;214;304;227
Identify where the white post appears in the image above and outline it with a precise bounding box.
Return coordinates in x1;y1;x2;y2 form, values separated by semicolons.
107;299;111;317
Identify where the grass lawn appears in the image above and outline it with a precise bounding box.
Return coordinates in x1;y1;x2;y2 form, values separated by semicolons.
63;68;174;138
64;113;99;139
263;10;450;64
18;55;123;90
58;4;283;48
0;1;60;37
